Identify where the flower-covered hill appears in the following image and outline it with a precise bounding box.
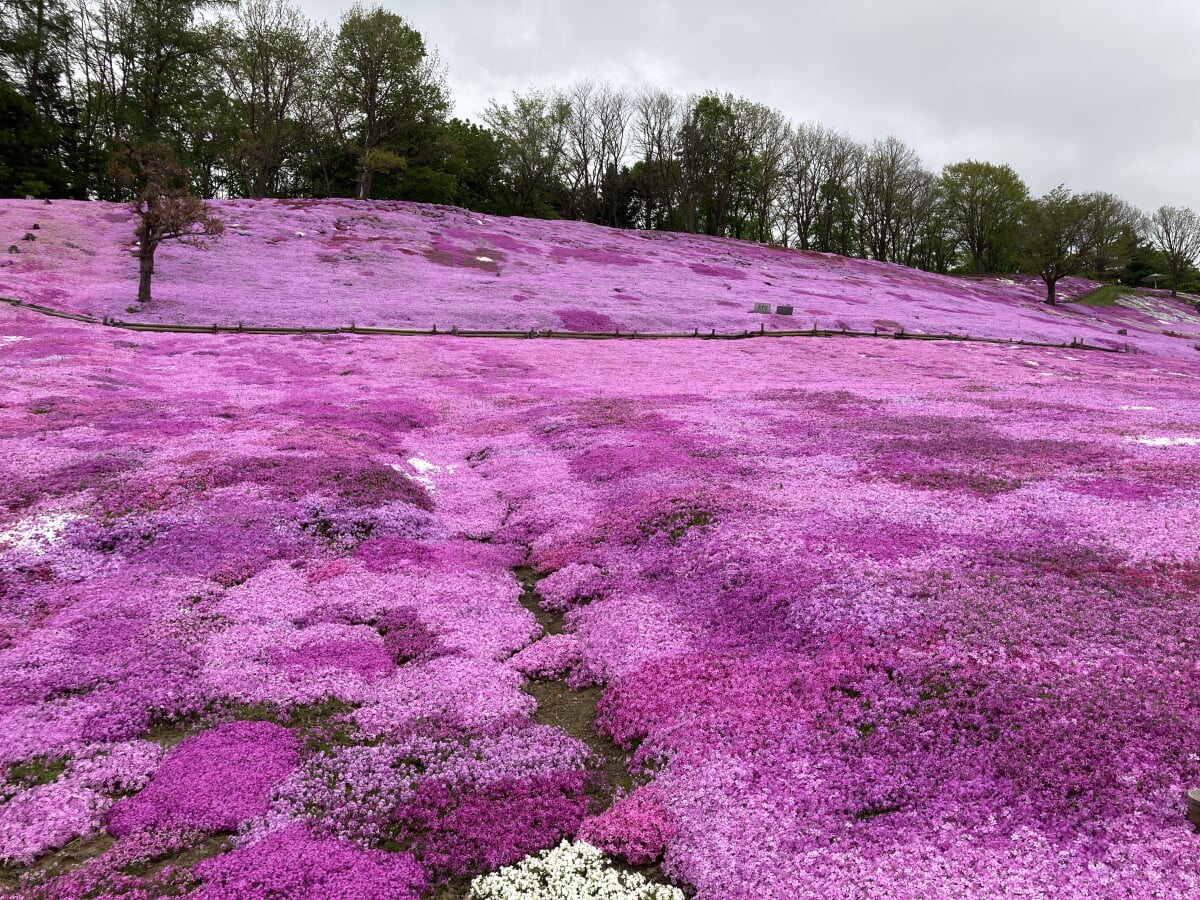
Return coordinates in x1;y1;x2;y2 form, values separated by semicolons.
1;302;1199;898
2;198;1199;356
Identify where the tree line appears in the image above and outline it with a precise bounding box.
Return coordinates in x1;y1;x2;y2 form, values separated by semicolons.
4;0;1199;301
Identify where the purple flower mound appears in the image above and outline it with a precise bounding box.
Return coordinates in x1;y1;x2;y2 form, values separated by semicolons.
106;722;300;837
376;608;441;664
555;308;618;333
578;785;677;865
272;636;395;682
509;633;581;680
195;826;427;900
689;262;746;280
393;772;592;877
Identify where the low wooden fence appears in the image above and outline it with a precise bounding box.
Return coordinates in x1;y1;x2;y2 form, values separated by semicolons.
0;296;1131;354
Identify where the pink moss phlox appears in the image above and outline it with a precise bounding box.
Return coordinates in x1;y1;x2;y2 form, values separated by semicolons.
536;563;606;613
106;722;300;837
195;826;427;900
508;633;581;680
395;772;591;877
0;780;106;865
578;784;677;865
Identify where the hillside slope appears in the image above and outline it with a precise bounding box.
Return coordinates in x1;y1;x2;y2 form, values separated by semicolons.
2;198;1198;356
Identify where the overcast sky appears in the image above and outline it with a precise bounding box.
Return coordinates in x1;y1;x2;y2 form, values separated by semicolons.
297;0;1200;213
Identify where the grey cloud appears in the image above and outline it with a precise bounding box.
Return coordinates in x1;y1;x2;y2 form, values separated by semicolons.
299;0;1200;212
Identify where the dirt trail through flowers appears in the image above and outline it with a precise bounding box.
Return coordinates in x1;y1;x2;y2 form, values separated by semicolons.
513;565;634;801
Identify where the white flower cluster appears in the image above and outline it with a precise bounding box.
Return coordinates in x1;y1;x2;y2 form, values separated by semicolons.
469;840;684;900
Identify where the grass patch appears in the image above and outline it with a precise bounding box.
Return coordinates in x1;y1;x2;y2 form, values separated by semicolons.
6;755;68;788
1073;284;1140;307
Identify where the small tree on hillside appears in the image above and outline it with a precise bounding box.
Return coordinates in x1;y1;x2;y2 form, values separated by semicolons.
1018;186;1089;304
111;142;223;304
1147;205;1200;298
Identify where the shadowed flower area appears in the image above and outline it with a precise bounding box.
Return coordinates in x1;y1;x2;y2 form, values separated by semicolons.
1;212;1199;897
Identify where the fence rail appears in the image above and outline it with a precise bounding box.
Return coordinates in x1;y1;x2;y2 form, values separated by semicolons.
0;295;1130;354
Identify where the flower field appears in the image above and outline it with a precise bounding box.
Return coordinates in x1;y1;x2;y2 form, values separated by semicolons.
3;199;1200;357
1;199;1200;898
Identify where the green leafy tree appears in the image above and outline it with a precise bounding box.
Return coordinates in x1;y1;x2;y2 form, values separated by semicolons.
484;89;570;217
330;3;449;200
0;72;67;195
677;93;737;236
1077;192;1143;279
438;118;505;212
1018;186;1090;304
0;0;76;195
73;0;224;195
938;160;1028;274
217;0;327;198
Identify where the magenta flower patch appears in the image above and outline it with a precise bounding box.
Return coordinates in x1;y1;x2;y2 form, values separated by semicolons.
578;784;677;865
106;722;300;836
195;826;427;900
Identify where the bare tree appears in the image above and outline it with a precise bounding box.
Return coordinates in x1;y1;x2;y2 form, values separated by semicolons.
1147;205;1200;297
594;83;631;226
897;169;947;270
561;81;632;223
782;122;826;250
562;80;598;220
857;136;929;264
632;88;681;230
812;132;862;256
110;141;222;303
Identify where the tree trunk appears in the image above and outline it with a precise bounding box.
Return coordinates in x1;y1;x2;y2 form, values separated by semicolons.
138;248;155;304
1043;275;1057;305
